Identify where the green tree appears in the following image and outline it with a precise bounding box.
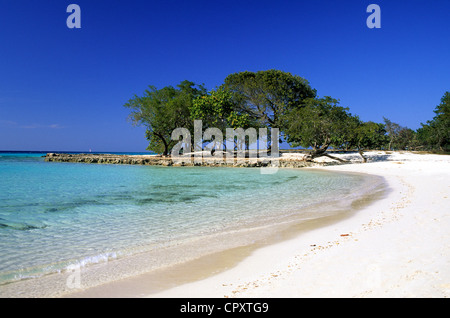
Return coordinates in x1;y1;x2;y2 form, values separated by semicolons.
347;118;388;162
383;117;402;151
222;70;317;131
285;96;353;161
395;127;418;150
124;80;206;155
383;117;420;151
190;88;256;152
190;88;253;130
417;92;450;152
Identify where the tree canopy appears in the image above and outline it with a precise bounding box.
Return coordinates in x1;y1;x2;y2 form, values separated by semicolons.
284;96;354;161
190;88;253;131
346;118;388;162
124;80;206;155
417;92;450;152
222;70;317;131
124;71;449;159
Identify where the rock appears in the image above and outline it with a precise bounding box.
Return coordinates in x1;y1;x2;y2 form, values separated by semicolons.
44;153;323;169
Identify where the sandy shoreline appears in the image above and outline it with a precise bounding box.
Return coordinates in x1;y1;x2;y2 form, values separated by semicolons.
59;162;384;298
147;152;450;298
2;151;448;298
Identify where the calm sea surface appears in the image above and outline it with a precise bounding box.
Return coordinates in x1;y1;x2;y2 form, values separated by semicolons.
0;151;381;287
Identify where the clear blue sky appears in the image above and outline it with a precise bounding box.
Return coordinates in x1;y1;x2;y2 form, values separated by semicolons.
0;0;449;152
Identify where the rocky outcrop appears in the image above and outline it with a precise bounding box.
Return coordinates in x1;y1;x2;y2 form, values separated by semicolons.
44;153;332;168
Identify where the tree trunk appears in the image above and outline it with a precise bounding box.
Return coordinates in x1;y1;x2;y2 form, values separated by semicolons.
154;132;169;156
322;153;349;163
304;143;349;163
162;141;169;157
358;149;368;163
304;145;328;161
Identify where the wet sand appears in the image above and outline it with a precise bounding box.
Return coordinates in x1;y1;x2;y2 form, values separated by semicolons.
148;152;450;298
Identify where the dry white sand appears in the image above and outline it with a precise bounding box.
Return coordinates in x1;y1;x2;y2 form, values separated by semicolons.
149;151;450;298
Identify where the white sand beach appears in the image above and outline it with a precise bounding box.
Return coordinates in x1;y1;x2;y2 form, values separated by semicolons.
149;151;450;298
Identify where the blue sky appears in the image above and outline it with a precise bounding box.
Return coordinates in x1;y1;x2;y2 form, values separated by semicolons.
0;0;449;152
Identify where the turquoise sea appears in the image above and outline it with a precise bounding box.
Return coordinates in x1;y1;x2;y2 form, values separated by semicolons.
0;151;384;294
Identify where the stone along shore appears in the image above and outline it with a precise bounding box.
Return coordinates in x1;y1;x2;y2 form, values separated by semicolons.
44;153;328;168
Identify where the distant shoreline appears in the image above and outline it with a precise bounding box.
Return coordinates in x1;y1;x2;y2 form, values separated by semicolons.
42;150;447;168
0;150;155;155
43;152;320;168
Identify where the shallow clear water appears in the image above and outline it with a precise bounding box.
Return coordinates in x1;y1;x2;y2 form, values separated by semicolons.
0;152;377;285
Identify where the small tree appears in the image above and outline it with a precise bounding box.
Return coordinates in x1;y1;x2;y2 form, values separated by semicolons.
396;127;418;150
383;117;402;151
124;80;206;155
285;96;353;161
383;117;419;151
347;118;388;162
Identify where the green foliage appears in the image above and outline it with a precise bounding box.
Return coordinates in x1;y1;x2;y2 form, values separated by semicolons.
396;127;419;150
222;69;316;130
383;117;402;150
417;92;450;151
123;69;447;158
285;96;353;151
190;88;258;152
382;117;421;150
349;119;388;151
124;80;206;155
190;88;253;130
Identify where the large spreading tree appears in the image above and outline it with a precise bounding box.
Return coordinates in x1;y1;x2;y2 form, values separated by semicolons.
222;70;317;131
